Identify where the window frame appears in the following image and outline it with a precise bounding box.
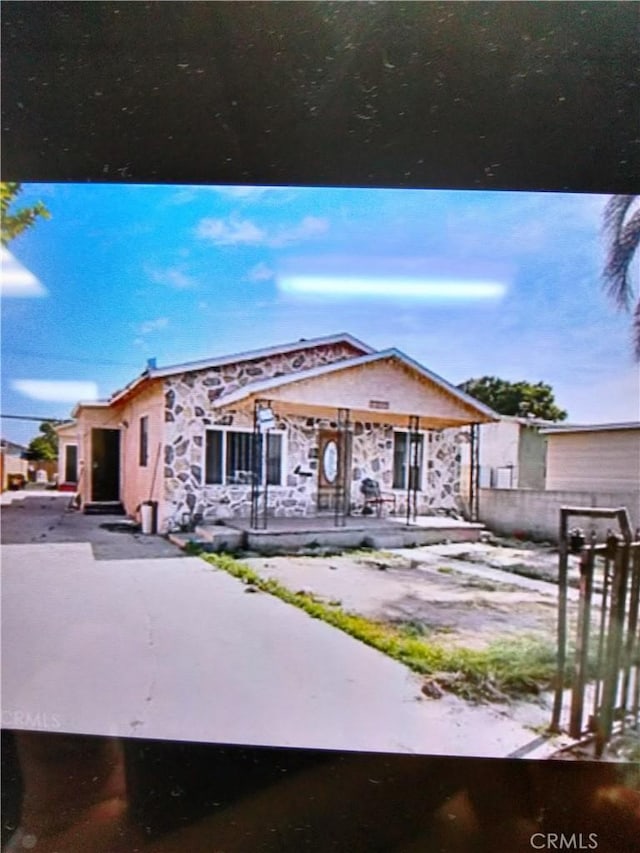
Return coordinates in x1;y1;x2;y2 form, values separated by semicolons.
204;426;286;487
139;415;149;467
392;429;426;491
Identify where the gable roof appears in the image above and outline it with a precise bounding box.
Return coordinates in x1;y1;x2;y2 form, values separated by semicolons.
217;348;498;425
109;332;373;405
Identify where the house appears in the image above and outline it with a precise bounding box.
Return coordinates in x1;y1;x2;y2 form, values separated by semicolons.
460;415;549;493
63;333;497;532
0;438;29;491
474;420;640;540
540;422;640;492
55;421;80;491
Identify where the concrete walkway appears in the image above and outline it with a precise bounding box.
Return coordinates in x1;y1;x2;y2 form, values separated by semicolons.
1;540;557;758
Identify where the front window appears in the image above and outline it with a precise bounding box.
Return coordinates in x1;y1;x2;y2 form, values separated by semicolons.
205;429;283;486
392;431;424;490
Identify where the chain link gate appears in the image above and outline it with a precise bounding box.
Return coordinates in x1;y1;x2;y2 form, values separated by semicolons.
551;506;640;756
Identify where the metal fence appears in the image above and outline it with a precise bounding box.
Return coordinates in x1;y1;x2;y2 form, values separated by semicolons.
551;507;640;755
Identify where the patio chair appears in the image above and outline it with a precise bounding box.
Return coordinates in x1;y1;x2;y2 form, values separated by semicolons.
359;478;396;517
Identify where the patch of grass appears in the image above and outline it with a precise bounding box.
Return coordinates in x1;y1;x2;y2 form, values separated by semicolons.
184;540;205;556
437;566;454;574
350;548;396;560
203;553;559;703
398;619;427;639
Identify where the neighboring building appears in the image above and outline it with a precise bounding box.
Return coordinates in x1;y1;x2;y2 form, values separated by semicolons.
540;422;640;492
55;421;80;491
63;333;496;531
0;438;29;491
476;421;640;540
459;416;549;499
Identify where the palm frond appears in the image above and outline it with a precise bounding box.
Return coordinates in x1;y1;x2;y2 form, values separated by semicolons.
603;195;640;310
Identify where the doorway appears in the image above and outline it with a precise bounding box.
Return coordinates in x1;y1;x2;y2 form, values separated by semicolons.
316;429;352;513
64;444;78;484
91;429;120;501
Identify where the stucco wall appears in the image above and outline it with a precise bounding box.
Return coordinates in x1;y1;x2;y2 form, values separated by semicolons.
118;380;165;522
517;425;547;489
74;406;121;505
459;420;546;490
479;488;640;542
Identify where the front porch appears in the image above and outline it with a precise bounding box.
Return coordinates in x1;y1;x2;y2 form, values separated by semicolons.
182;513;485;553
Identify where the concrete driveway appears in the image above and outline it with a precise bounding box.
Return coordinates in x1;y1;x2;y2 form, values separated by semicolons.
2;498;558;758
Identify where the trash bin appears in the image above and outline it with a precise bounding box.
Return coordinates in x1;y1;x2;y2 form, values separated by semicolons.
140;501;158;535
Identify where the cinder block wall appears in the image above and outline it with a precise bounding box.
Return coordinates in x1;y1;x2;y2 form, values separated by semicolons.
478;488;640;542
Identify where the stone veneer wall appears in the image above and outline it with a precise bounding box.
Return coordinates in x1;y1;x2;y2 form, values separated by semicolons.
162;342;362;528
162;362;466;526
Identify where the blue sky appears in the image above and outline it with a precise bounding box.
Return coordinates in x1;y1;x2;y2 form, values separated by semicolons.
2;184;638;446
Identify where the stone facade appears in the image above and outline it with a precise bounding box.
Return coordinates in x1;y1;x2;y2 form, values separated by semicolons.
160;340;465;528
162;341;360;527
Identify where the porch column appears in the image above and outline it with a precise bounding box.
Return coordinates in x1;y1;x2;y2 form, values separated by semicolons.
405;415;421;525
334;407;350;528
250;398;272;530
468;422;480;522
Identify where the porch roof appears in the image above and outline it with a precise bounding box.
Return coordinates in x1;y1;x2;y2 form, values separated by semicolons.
215;349;498;428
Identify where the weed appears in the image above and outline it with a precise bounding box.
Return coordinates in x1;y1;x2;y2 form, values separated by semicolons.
203;553;560;703
399;620;427;639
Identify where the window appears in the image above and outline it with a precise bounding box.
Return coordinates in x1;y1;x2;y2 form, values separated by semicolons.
139;416;149;467
392;431;424;490
205;429;283;486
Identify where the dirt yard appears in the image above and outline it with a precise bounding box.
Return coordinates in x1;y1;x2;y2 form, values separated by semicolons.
244;540;580;652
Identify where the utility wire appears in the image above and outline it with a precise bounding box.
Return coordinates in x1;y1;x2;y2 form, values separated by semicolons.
2;349;141;368
1;414;68;423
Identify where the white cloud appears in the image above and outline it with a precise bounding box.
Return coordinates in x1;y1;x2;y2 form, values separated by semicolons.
196;214;329;248
138;317;169;335
269;216;329;247
196;216;266;246
0;247;48;297
148;266;196;289
213;186;273;201
246;262;275;282
12;380;99;403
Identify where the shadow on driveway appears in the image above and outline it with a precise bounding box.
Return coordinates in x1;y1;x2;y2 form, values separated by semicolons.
1;494;185;560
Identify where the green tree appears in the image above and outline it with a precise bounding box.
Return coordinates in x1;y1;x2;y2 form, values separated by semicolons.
26;422;59;461
603;195;640;360
1;182;50;246
458;376;567;421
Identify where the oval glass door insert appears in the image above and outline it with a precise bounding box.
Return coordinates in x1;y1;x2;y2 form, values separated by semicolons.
322;440;339;484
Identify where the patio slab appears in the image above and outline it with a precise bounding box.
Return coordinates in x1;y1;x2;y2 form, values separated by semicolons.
202;514;485;551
